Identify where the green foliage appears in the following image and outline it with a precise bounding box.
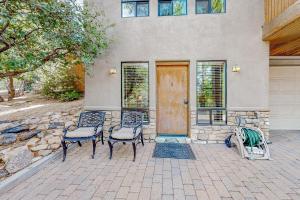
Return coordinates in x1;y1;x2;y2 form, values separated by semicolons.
211;0;224;13
59;90;82;102
40;62;82;101
0;0;111;77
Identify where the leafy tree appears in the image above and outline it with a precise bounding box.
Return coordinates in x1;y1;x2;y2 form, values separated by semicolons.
0;0;111;100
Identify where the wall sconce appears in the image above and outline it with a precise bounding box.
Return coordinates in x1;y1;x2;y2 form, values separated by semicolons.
109;68;117;75
232;66;241;73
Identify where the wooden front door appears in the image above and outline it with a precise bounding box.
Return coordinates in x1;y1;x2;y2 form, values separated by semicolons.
156;62;189;135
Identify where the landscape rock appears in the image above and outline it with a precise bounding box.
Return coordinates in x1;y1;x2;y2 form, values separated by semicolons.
37;132;47;139
31;144;48;152
5;146;33;174
50;143;61;150
0;134;17;145
0;169;9;178
17;130;41;141
65;121;75;128
26;138;40;148
2;124;29;134
47;136;61;145
0;123;16;132
51;114;61;120
37;124;48;131
48;122;65;129
52;129;63;136
23;117;41;125
38;150;52;157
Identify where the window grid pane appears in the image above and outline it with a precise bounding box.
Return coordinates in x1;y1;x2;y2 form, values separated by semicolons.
196;0;225;14
122;1;149;17
122;62;149;123
137;2;149;16
196;61;226;125
196;0;209;14
159;0;187;16
122;2;136;17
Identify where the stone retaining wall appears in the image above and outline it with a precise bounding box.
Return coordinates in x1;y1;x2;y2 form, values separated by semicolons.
0;106;82;178
100;110;270;143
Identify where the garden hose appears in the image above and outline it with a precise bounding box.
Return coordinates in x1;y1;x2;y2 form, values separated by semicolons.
242;128;262;148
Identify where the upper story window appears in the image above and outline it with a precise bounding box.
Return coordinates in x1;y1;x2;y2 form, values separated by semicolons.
158;0;187;16
196;61;227;125
122;0;150;18
196;0;225;14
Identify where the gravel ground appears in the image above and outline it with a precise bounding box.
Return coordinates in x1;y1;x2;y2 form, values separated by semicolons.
0;93;83;122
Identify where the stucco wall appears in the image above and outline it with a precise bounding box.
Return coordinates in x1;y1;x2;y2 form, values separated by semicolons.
85;0;269;112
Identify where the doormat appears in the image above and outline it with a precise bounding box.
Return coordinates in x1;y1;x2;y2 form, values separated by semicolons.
152;143;196;160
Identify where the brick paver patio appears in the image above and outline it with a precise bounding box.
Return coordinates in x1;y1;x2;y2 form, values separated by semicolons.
1;131;300;200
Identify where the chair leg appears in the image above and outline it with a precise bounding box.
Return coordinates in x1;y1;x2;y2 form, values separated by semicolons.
62;141;67;162
92;140;96;159
132;142;136;162
108;140;113;159
141;132;144;146
78;141;82;147
101;132;104;145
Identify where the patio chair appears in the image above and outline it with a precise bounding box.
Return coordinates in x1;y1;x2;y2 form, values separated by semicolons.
61;111;105;161
108;111;144;161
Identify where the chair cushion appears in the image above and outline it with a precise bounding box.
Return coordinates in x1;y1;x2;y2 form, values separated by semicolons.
65;127;102;138
111;128;136;140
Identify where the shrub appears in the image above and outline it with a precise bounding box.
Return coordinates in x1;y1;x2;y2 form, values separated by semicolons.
59;90;82;101
39;62;83;101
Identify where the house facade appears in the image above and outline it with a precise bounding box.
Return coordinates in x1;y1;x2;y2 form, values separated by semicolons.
85;0;289;142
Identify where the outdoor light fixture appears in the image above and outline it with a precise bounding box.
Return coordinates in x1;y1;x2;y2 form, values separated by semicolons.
109;68;117;75
232;66;241;72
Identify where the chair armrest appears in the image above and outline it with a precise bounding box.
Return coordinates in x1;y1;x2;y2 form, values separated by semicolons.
63;125;76;137
94;122;104;134
108;124;121;136
133;123;143;137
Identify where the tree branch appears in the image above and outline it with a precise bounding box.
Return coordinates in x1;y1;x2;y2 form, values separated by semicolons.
43;48;68;62
0;38;10;53
0;21;10;36
0;28;41;53
0;70;27;79
15;28;41;45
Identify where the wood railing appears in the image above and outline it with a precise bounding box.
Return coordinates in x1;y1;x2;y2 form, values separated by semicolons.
265;0;297;23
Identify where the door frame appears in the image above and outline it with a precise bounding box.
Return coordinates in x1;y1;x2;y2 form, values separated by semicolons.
155;61;190;137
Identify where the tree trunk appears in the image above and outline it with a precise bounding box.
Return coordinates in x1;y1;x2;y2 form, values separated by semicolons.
7;76;15;101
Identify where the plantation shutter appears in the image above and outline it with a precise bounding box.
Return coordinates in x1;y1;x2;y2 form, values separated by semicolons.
122;62;149;122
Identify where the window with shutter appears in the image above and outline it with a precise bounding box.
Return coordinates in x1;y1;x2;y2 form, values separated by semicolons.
121;62;149;123
122;0;150;18
196;0;226;14
158;0;187;16
196;61;227;125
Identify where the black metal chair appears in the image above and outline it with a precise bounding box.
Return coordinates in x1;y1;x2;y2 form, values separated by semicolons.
108;111;144;161
61;111;105;161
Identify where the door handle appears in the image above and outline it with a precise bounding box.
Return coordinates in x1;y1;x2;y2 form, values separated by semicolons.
184;99;189;105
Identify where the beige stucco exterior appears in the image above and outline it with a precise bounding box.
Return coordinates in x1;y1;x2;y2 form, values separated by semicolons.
85;0;270;140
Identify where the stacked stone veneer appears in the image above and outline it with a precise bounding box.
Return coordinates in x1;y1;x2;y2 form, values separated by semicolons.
191;110;270;143
101;110;269;143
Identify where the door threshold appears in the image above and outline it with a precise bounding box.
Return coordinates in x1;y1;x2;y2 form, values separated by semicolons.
155;136;191;144
158;134;187;137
